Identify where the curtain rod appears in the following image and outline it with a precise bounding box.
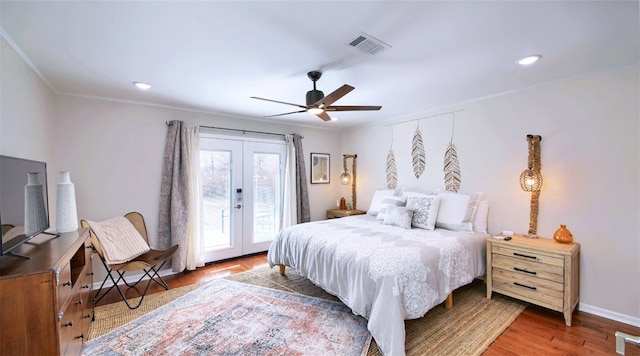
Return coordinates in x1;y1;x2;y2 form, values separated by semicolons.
385;109;465;127
165;121;303;138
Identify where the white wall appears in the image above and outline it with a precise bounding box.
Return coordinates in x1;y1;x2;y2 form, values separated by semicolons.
341;65;640;324
1;38;57;186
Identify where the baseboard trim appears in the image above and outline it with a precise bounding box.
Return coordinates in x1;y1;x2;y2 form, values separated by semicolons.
579;303;640;328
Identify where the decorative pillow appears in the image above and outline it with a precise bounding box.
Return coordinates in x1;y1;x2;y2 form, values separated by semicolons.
87;216;150;265
473;200;490;233
367;189;397;216
435;192;483;232
406;195;441;230
376;196;407;221
382;205;414;229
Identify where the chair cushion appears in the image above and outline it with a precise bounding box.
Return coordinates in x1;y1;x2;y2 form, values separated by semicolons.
87;216;151;265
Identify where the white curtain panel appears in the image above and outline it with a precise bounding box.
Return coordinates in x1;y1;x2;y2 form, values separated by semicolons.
185;125;204;270
281;134;297;229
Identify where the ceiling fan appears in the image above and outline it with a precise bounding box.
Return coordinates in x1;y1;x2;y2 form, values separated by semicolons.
250;71;382;121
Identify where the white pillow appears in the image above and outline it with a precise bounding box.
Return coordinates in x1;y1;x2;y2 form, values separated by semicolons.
435;192;483;232
367;189;397;216
87;216;151;265
383;205;414;229
376;196;407;221
473;200;490;233
406;195;441;230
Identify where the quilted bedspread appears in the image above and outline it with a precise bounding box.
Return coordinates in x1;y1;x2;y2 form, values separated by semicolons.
267;215;489;356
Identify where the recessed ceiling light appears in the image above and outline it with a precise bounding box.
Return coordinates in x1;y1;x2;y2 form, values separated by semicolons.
517;55;542;66
133;82;151;90
330;117;338;121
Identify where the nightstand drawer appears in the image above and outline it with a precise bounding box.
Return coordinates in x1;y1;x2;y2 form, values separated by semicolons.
492;268;564;309
492;244;564;268
492;254;564;283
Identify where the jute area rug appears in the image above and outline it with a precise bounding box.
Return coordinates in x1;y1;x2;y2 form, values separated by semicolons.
89;267;527;356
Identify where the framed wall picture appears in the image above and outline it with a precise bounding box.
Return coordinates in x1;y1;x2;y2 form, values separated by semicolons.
310;153;330;184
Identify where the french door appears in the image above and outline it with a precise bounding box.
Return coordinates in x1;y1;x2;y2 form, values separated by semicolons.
199;134;286;262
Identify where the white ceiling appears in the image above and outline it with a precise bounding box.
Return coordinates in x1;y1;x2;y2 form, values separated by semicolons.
1;1;638;129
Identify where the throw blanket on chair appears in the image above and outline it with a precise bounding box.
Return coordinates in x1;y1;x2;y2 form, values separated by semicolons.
87;217;151;265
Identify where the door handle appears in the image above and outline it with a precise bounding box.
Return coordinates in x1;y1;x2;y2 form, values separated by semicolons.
235;204;242;209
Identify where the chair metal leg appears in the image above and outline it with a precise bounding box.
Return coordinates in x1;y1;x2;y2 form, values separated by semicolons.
93;260;173;310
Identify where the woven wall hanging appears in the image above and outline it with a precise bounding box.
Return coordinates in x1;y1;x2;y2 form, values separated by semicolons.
443;113;461;192
411;124;426;179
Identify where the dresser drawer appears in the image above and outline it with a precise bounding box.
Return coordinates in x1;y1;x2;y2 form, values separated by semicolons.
492;254;564;283
492;268;564;309
56;262;73;309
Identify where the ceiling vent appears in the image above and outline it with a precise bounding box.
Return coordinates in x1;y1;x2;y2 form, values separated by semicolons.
348;32;391;55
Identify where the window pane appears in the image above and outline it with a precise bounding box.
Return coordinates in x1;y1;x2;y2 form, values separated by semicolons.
253;152;281;243
200;149;232;249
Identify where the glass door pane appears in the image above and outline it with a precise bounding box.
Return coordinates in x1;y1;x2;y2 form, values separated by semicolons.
253;152;281;243
199;136;243;262
200;149;232;250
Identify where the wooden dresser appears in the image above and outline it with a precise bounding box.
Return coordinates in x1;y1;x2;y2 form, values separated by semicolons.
487;234;580;326
0;229;93;355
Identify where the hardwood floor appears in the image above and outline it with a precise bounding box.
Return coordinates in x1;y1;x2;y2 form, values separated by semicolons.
95;252;639;355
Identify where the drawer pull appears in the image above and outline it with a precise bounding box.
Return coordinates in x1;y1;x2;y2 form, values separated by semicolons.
84;314;92;319
514;267;537;275
63;321;74;327
82;284;90;289
514;282;537;291
513;252;537;260
75;299;83;305
62;280;72;287
75;334;84;340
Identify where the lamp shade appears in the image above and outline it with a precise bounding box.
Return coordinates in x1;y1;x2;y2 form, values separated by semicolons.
340;172;351;185
520;169;543;192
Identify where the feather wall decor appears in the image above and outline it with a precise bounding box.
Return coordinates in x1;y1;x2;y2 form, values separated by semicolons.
411;125;426;179
386;128;398;189
443;113;461;192
386;149;398;189
443;142;461;192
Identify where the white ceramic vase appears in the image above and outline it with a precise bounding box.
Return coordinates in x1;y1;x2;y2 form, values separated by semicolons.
24;172;47;236
56;171;78;233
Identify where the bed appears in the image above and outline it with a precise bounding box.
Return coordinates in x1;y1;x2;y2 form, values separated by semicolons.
267;191;490;356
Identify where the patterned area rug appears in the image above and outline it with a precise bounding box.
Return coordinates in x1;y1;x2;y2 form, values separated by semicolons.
88;267;527;355
83;278;371;355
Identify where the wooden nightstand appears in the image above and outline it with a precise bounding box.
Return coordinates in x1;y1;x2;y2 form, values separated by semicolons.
326;209;367;219
487;234;580;326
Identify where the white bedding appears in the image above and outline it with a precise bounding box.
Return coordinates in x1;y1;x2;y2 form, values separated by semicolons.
267;214;489;356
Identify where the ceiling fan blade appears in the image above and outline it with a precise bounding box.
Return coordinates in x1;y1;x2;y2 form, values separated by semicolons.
325;105;382;111
264;110;307;118
315;111;332;121
251;96;308;109
315;84;354;107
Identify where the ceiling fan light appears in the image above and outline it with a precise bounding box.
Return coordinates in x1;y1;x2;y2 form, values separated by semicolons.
308;107;324;115
517;55;542;66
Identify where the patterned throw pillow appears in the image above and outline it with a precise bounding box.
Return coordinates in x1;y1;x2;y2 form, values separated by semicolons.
406;195;441;230
382;205;414;229
376;196;407;221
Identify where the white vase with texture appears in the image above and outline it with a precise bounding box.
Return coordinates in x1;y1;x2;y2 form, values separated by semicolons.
56;171;78;233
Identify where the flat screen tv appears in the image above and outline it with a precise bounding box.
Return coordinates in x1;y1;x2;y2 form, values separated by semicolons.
0;155;52;258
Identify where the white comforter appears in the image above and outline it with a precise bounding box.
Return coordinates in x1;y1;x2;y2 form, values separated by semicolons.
267;215;488;356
